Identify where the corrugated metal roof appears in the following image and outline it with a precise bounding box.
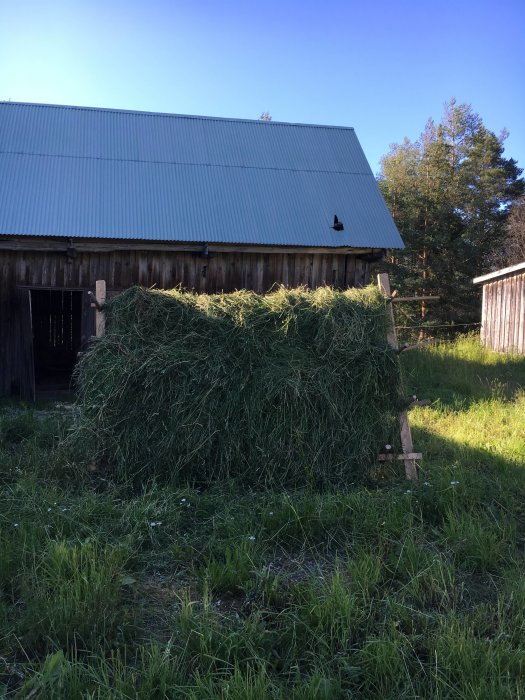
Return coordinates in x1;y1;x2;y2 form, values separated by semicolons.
0;102;404;249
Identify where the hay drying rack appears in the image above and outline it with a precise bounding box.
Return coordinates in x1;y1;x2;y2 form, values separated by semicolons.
89;276;436;482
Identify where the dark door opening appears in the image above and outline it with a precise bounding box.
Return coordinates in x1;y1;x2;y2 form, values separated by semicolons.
30;289;83;390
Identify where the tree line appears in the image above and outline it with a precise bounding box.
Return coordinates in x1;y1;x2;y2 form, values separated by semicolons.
378;98;524;331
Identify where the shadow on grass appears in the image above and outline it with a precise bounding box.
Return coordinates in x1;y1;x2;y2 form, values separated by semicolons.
409;424;525;520
401;346;525;410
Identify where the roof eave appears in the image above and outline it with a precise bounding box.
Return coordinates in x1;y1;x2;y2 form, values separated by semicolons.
0;234;395;255
473;261;525;284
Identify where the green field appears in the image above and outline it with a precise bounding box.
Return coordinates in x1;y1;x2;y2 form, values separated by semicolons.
1;336;524;699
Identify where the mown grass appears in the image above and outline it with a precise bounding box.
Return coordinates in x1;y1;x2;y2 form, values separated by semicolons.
0;335;524;698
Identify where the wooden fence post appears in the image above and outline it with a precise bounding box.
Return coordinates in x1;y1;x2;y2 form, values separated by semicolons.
377;273;419;481
377;273;398;349
94;280;106;337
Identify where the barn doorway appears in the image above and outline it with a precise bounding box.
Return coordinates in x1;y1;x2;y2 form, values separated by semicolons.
30;289;83;391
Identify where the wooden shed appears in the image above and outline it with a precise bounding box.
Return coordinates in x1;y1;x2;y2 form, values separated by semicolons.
0;102;404;399
473;262;525;354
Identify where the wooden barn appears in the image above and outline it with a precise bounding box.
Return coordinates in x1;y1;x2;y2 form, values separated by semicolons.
473;262;525;354
0;102;404;399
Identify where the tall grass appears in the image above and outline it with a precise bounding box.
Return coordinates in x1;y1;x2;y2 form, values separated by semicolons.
21;540;130;652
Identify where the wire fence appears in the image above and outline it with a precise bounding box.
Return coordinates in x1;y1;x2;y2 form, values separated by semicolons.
395;322;481;345
395;322;481;330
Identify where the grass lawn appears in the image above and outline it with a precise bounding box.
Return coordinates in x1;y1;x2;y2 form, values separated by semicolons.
0;335;524;699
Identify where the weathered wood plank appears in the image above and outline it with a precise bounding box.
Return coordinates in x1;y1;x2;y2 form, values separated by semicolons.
355;258;367;287
483;282;491;348
95;280;106;337
508;275;515;352
518;274;525;354
0;248;367;296
345;255;356;288
378;452;423;462
503;276;511;351
494;280;502;351
511;274;519;352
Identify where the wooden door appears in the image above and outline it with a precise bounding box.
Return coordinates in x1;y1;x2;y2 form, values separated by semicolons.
13;287;35;401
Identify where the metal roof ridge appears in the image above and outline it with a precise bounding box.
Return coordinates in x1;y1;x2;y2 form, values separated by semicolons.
0;101;356;131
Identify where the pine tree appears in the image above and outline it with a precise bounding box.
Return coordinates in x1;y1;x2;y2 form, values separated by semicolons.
499;196;525;265
378;99;524;330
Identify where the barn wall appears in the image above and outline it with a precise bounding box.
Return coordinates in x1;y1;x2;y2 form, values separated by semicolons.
0;247;369;292
0;245;371;397
481;271;525;354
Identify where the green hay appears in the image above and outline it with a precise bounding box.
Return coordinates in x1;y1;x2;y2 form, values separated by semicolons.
73;285;402;487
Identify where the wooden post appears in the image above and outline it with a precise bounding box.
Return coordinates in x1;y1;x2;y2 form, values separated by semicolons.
377;273;398;349
377;273;418;481
398;411;418;480
95;280;106;337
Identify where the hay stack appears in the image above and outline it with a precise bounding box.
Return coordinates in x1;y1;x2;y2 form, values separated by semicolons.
74;286;402;487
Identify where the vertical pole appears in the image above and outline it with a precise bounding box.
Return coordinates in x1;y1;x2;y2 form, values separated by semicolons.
95;280;106;337
377;273;418;481
377;273;398;349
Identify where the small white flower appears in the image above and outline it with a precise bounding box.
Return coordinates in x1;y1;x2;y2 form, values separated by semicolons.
13;523;19;527
150;521;162;527
180;498;186;503
248;535;256;541
61;507;69;512
269;512;274;516
423;481;431;486
47;507;52;512
450;481;460;486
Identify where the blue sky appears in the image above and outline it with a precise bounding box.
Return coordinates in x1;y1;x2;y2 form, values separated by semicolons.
1;0;524;175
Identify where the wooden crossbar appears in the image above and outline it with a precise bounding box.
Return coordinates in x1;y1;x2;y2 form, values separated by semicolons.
391;295;439;303
378;452;423;462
